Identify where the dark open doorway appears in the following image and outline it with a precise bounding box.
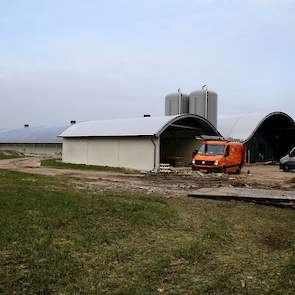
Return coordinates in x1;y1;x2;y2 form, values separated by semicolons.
245;113;295;163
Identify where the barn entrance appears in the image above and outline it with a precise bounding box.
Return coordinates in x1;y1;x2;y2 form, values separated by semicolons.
159;116;219;167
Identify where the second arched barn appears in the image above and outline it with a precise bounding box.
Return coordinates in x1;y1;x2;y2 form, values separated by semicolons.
218;112;295;163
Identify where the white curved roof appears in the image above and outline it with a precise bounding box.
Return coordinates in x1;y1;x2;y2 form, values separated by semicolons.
218;111;295;142
60;114;220;138
0;125;70;144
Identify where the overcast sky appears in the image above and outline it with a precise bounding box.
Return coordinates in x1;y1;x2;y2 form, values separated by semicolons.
0;0;294;128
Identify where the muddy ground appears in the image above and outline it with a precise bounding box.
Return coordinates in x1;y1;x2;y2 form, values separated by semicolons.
0;157;294;197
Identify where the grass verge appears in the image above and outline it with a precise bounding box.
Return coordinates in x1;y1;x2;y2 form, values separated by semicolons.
0;170;295;294
41;159;138;174
0;155;20;160
0;152;22;160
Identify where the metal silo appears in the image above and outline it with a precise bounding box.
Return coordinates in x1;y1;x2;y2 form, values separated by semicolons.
165;90;189;116
207;91;218;128
189;88;218;128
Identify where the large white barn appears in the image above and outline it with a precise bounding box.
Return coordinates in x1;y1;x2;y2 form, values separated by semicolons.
60;114;220;171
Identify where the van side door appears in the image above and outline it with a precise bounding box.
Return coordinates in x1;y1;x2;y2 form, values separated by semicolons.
224;144;239;172
224;145;230;168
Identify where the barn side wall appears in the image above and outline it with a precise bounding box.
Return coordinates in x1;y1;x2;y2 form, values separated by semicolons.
0;143;62;157
62;137;160;171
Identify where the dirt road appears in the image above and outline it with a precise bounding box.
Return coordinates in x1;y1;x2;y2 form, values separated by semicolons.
0;157;294;197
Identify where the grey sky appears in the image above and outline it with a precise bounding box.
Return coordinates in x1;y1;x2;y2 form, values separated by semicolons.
0;0;294;128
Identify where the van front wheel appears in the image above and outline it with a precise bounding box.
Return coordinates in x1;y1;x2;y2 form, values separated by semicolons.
235;164;243;174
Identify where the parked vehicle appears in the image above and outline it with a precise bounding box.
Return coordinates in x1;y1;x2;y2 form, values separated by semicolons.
280;147;295;172
192;140;245;173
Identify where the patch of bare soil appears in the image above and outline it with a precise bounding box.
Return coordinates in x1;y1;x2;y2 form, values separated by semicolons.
287;177;295;183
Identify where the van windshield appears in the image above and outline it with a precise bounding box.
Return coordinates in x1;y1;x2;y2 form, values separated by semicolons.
198;144;225;156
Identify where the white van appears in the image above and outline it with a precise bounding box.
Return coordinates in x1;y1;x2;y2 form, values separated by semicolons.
280;147;295;172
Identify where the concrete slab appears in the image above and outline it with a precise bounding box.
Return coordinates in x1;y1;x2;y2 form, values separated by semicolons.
188;187;295;207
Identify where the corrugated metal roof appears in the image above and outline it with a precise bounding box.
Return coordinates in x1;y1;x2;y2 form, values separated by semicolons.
60;114;220;138
0;125;70;144
218;111;295;142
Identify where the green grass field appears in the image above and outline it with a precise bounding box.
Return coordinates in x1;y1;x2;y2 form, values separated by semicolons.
0;154;22;160
41;159;137;174
0;170;295;294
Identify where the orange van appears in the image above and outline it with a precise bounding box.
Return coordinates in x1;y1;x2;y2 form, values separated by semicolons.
192;140;245;174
